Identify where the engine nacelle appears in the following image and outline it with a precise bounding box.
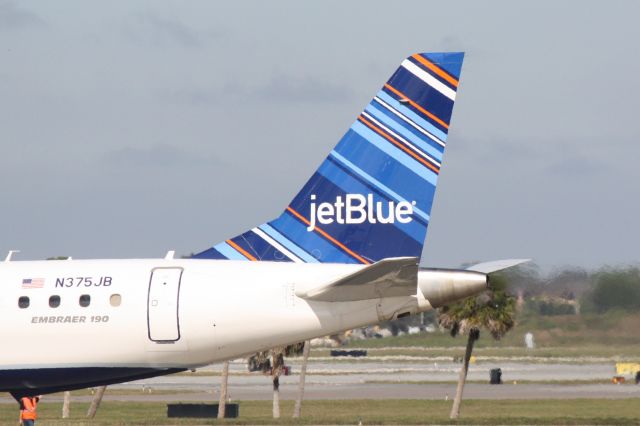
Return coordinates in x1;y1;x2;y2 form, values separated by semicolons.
417;269;487;309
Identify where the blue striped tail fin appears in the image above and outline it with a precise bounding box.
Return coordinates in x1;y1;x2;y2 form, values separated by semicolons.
194;52;464;264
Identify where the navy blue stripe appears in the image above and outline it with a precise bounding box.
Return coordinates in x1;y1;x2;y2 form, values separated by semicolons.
357;115;440;173
3;367;185;396
381;86;447;134
230;232;294;262
370;98;445;155
334;129;437;212
270;212;357;263
388;67;454;125
192;247;227;259
326;156;428;227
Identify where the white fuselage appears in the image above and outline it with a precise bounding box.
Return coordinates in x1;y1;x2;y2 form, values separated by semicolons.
1;258;424;373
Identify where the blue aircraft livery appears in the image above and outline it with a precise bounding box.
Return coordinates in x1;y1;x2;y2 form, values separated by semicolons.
194;52;464;264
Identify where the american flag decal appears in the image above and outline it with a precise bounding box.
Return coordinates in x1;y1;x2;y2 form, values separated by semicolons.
22;278;45;289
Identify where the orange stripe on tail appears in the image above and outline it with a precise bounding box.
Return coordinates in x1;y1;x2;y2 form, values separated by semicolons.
286;206;370;265
358;115;439;174
411;54;459;88
384;83;449;130
227;239;257;261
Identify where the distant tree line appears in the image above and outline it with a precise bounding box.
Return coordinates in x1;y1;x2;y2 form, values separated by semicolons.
582;267;640;313
525;299;577;316
501;264;640;315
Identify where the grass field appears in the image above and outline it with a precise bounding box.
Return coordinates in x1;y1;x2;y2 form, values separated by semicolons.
337;312;640;360
2;399;639;425
314;343;640;360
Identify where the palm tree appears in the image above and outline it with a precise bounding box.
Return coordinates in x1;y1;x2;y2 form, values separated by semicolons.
62;391;70;418
217;361;230;419
270;348;284;418
438;273;516;419
86;385;107;419
292;340;311;418
252;343;305;418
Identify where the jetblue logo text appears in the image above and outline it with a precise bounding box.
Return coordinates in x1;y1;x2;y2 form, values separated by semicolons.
307;194;416;232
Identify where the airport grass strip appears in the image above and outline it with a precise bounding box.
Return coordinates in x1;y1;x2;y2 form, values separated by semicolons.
1;398;639;425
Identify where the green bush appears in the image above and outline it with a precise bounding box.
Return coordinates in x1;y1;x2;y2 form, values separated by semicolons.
525;299;576;316
587;267;640;313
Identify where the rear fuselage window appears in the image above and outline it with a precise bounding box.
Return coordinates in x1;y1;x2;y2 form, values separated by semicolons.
110;294;121;307
49;295;61;308
79;294;91;307
18;296;30;309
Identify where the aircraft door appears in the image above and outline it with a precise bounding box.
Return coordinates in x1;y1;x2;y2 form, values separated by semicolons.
147;267;183;342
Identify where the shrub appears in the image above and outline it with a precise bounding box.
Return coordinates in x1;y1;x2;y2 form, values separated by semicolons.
588;267;640;313
525;299;576;316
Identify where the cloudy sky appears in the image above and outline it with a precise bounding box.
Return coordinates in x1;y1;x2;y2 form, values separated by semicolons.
1;1;639;270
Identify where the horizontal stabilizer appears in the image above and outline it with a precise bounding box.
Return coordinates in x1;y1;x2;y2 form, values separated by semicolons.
296;257;419;302
466;259;530;274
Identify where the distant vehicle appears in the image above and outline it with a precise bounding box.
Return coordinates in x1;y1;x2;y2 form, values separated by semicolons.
1;52;526;399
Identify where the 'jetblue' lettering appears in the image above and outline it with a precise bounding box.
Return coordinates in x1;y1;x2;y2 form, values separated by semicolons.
307;194;415;232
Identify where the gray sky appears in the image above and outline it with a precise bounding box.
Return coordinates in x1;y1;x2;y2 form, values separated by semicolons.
1;1;639;269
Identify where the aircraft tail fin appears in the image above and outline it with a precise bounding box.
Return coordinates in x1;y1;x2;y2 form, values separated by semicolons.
194;52;465;264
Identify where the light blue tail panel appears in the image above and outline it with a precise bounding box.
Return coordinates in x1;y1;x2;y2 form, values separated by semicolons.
194;52;464;264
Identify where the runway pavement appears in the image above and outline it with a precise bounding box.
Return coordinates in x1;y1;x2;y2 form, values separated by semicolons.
109;358;626;390
2;357;639;403
102;358;640;400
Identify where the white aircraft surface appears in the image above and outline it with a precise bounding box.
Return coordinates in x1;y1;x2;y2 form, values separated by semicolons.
0;52;526;399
